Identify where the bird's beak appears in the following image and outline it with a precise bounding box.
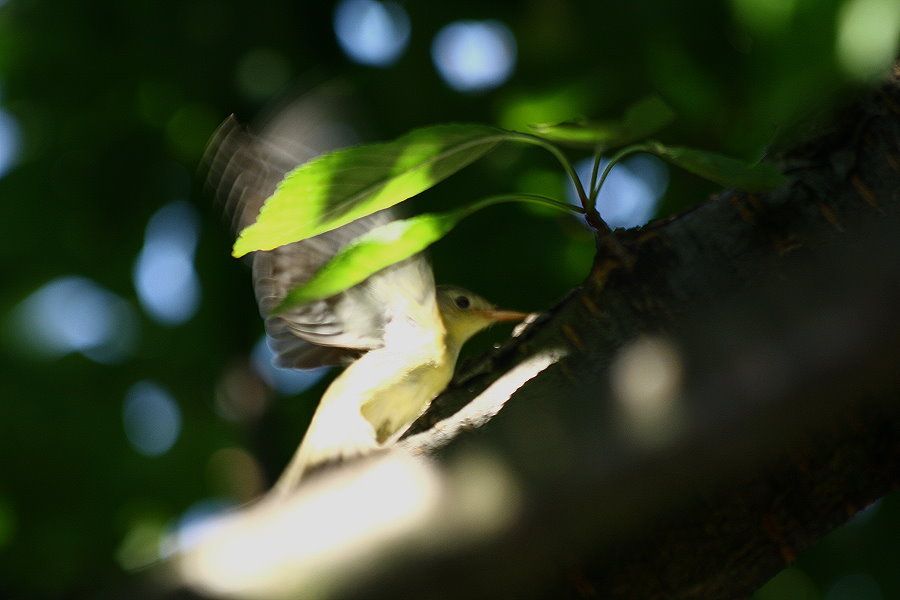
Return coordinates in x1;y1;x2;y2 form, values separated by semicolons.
476;309;531;323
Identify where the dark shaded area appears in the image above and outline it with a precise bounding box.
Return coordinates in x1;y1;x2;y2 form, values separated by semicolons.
0;0;895;598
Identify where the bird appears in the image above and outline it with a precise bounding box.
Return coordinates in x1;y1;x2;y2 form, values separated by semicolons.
205;92;527;494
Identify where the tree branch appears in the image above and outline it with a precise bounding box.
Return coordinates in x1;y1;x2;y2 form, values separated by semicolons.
168;70;899;600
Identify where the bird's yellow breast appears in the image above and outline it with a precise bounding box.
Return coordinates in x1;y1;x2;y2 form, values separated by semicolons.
357;345;455;443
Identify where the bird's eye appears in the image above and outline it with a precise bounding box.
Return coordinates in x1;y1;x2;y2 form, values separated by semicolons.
454;295;470;309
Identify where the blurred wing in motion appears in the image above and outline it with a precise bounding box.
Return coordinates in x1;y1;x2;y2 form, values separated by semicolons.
204;88;438;369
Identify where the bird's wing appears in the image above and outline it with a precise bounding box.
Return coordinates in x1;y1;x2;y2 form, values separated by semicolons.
205;92;439;369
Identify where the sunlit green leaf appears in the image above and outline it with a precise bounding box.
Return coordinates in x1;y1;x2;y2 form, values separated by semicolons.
273;211;462;311
644;141;786;191
233;124;512;257
529;119;620;147
529;95;675;149
274;193;578;311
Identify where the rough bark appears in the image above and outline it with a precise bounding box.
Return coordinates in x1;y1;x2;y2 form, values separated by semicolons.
168;70;899;600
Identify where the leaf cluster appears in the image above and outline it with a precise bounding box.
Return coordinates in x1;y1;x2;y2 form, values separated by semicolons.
234;97;785;311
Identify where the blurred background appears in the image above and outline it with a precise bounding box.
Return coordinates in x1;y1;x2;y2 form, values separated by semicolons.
0;0;897;598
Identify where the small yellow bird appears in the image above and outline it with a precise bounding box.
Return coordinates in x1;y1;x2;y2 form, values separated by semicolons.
206;98;526;493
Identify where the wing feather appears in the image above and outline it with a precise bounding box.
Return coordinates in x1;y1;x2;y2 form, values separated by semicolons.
204;91;437;369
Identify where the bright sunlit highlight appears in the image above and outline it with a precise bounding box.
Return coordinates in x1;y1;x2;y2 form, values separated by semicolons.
432;20;517;92
11;276;138;363
836;0;900;80
180;454;442;600
252;336;329;396
0;109;21;179
333;0;411;67
123;380;182;457
570;154;668;229
134;201;201;326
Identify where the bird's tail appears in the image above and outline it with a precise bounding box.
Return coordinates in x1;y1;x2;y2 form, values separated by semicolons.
270;388;381;496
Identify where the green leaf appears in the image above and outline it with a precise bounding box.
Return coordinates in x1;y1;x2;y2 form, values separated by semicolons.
273;193;578;312
233;124;512;257
273;210;462;312
529;95;675;149
644;142;786;192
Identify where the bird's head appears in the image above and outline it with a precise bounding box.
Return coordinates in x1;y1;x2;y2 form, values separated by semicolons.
435;285;528;352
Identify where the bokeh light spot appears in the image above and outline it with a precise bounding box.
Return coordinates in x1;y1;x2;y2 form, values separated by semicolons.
825;573;882;600
10;276;138;363
333;0;411;67
161;498;234;558
252;336;330;396
123;380;182;457
836;0;900;80
115;517;167;571
133;201;201;326
499;85;588;131
730;0;799;34
215;360;272;423
569;153;668;229
611;336;683;445
432;20;517;92
0;108;22;179
207;447;266;502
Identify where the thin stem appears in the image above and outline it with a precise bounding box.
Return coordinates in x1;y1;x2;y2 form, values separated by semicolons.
506;133;592;212
507;132;634;267
591;143;652;203
588;151;603;203
463;193;583;218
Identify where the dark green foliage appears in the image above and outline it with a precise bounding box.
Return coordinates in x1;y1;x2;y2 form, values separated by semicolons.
0;0;895;598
